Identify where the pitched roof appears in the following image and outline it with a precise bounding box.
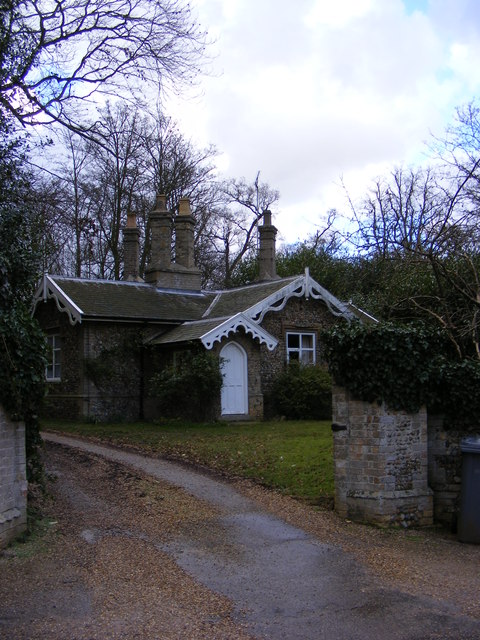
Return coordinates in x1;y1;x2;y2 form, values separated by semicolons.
148;270;361;349
151;313;279;351
152;318;226;344
34;275;214;325
34;270;365;345
202;277;299;318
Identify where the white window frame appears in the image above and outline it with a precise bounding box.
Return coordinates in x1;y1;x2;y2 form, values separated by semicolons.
46;334;61;381
286;331;316;365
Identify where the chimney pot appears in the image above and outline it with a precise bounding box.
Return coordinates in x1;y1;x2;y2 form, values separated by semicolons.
155;194;167;211
175;197;196;269
178;198;191;216
145;194;201;290
126;211;137;228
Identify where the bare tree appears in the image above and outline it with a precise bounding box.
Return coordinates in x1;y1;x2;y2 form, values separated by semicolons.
347;163;480;358
349;167;453;257
50;130;98;276
41;99;279;288
82;102;149;278
211;175;280;287
24;172;68;275
45;104;221;280
140;110;220;278
0;0;208;140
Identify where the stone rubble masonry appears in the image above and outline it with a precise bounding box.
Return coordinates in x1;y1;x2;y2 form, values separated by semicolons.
37;298;142;422
332;386;433;528
82;323;142;422
260;297;338;417
36;299;83;420
0;405;27;548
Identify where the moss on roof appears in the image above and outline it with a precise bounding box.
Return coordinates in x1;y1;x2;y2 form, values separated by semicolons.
47;275;301;323
50;276;214;321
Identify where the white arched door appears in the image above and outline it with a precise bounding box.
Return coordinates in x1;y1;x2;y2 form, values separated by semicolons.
220;342;248;415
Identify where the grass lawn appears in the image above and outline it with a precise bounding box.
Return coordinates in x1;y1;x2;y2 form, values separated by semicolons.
42;419;334;506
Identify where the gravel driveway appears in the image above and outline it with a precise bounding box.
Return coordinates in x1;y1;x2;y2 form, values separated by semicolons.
1;434;480;639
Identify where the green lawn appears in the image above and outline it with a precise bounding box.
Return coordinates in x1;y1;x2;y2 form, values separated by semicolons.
42;419;334;506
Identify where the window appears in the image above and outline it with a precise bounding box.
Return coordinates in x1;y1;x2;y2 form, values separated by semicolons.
46;335;61;381
286;332;316;365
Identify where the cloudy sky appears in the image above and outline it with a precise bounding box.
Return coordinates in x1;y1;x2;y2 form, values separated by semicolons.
167;0;480;245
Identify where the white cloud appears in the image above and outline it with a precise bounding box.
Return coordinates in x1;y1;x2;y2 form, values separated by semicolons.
305;0;374;28
167;0;480;244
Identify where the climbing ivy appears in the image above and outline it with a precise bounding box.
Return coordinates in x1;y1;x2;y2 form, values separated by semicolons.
429;357;480;424
0;305;46;481
321;322;480;422
0;208;46;483
84;333;143;391
150;347;223;422
0;122;47;484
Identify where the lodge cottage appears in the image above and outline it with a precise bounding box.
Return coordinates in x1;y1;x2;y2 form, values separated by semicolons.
33;196;363;422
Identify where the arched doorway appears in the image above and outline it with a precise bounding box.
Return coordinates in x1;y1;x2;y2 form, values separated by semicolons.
220;342;248;416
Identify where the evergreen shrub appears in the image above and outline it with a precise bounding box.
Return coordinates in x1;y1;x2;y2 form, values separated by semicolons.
272;362;332;420
150;349;222;422
322;321;480;424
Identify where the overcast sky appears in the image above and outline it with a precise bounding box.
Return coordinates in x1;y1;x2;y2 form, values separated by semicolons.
166;0;480;245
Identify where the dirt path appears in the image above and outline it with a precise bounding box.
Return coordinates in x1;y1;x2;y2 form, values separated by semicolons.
1;441;255;640
1;436;480;639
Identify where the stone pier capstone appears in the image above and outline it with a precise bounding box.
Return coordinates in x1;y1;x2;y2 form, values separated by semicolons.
0;405;27;547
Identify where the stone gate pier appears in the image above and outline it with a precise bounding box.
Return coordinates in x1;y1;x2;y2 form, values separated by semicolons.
332;387;433;527
0;405;27;547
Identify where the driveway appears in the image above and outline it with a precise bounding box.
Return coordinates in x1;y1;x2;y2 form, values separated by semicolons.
1;433;479;640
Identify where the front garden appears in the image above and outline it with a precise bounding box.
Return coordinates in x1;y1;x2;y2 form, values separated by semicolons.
42;419;334;506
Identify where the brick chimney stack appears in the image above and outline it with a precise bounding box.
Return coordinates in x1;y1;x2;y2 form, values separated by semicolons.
122;212;142;281
145;194;173;284
144;195;202;290
175;197;196;269
258;210;278;281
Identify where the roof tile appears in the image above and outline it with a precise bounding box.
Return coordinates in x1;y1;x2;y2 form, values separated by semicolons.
50;277;214;321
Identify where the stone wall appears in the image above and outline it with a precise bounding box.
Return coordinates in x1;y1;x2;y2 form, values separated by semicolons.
82;322;143;421
0;405;27;548
332;386;433;527
36;299;145;421
35;299;83;419
260;297;338;416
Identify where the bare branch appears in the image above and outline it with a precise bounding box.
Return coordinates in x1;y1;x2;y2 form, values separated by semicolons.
0;0;209;141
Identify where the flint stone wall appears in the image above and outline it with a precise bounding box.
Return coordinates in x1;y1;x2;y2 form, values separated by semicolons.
82;323;142;422
332;386;433;527
0;405;27;548
37;299;143;421
260;297;337;417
